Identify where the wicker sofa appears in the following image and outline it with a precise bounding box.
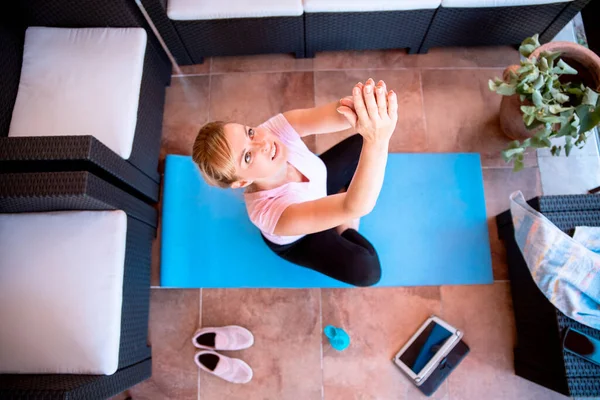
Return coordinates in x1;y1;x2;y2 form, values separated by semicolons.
419;0;592;53
0;171;157;399
0;0;171;204
497;194;600;397
142;0;593;65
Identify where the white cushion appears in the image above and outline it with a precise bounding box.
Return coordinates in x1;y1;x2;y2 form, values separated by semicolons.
8;27;147;160
0;211;127;375
303;0;441;13
167;0;303;20
441;0;572;8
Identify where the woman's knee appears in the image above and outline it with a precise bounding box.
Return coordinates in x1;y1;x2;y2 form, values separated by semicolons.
347;256;381;287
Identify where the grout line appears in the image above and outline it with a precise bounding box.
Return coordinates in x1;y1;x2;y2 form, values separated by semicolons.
209;57;213;75
417;70;429;150
171;66;505;78
172;72;210;78
207;74;212;122
319;289;324;400
197;369;201;400
199;288;203;325
480;165;539;170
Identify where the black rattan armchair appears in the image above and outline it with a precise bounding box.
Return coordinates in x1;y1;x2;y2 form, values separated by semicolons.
0;171;157;399
0;0;172;203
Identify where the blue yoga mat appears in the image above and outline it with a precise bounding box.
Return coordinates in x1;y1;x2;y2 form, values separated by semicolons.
161;154;492;288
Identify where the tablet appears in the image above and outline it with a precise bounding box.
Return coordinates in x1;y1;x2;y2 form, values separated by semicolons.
393;315;463;386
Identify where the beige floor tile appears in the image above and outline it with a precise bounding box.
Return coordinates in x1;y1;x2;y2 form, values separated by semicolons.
199;289;322;400
421;69;537;168
313;70;427;154
321;287;444;400
128;289;201;400
175;62;211;76
482;168;541;280
314;49;418;70
209;71;315;128
212;54;313;74
415;46;520;69
160;75;210;169
442;283;567;400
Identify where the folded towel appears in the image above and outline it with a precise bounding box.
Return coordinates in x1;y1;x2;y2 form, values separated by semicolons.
510;191;600;329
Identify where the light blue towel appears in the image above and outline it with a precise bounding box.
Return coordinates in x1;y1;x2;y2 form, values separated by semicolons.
511;191;600;329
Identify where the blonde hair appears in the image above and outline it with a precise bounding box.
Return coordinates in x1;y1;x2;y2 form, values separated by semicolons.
192;121;238;188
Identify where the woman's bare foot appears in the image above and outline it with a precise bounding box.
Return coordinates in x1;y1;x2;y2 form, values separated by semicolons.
335;218;360;235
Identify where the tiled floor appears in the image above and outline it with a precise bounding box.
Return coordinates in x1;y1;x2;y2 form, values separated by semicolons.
124;46;574;400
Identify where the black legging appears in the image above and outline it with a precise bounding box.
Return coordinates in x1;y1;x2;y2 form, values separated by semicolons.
263;134;381;287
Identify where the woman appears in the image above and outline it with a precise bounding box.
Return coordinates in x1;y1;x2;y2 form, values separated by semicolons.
192;78;397;286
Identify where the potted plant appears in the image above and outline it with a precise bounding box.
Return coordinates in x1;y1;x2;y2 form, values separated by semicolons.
489;34;600;171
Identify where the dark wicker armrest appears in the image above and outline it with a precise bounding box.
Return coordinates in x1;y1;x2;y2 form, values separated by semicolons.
0;171;158;228
0;359;151;400
0;136;161;203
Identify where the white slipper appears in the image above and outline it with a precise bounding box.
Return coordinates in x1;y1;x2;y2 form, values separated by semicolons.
192;325;254;351
195;350;253;384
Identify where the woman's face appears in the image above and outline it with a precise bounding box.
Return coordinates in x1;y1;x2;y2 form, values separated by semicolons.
223;123;287;187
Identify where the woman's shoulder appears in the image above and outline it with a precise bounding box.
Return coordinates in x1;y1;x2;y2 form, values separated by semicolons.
260;114;301;143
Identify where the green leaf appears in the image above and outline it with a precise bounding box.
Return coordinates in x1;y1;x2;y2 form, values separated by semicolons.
488;79;498;91
542;137;552;147
583;87;599;106
532;90;544;107
546;77;555;93
576;104;600;133
539;57;549;72
532;75;545;90
541;50;562;67
565;137;573;156
566;87;584;96
520;35;541;55
549;105;573;114
520;105;537;115
522;68;540;83
550;145;561;156
526;118;545;131
551;89;569;103
524;113;536;126
538;115;563;124
552;59;578;75
519;44;537;58
556;119;573;137
513;154;525;172
518;64;534;75
495;83;516;96
520;94;526;102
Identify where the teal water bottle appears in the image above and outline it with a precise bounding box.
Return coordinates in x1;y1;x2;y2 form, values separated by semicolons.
324;325;350;351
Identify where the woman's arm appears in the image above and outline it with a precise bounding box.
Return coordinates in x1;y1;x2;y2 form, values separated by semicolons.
274;80;397;236
283;100;353;137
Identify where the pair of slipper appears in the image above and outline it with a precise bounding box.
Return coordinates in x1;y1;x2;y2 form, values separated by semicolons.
192;325;254;384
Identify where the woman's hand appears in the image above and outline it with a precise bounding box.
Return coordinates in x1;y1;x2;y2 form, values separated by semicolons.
337;78;398;144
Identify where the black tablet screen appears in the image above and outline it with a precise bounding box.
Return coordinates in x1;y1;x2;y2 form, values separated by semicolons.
400;321;453;373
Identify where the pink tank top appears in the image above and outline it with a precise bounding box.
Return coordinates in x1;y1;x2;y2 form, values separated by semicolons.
244;114;327;245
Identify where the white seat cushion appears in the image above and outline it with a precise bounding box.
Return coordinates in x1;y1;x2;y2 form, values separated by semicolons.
441;0;572;7
303;0;441;13
167;0;303;20
8;27;147;160
0;211;127;375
